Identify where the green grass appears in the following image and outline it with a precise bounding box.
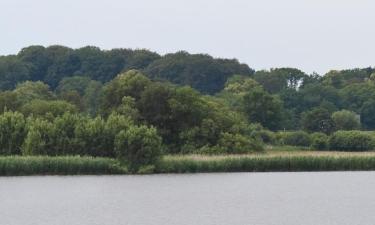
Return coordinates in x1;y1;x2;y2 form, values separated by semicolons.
0;156;126;176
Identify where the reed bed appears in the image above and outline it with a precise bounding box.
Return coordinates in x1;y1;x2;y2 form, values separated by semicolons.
0;156;126;176
156;152;375;173
3;150;375;176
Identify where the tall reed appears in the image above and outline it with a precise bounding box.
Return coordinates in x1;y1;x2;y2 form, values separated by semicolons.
0;156;126;176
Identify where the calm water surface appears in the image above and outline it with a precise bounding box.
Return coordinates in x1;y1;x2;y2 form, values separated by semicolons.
1;172;375;225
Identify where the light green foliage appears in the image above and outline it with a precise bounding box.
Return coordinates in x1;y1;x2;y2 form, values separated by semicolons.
115;96;140;120
329;131;374;151
22;118;56;155
100;70;151;114
74;116;109;157
332;110;360;130
115;125;162;171
20;99;78;117
14;81;54;103
216;132;263;154
0;111;27;155
310;132;329;150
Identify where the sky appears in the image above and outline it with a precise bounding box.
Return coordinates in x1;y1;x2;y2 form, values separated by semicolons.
0;0;374;74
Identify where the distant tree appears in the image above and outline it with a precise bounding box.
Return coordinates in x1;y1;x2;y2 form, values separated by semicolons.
301;107;335;134
360;99;375;129
243;87;283;130
14;81;54;104
20;99;78;118
0;91;21;112
100;70;151;114
332;110;360;130
254;68;307;93
145;51;254;94
0;56;32;90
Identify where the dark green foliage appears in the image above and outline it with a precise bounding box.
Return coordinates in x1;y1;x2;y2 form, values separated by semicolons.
115;125;162;171
310;132;329;150
243;87;284;130
278;131;312;147
329;131;374;151
301;107;335;134
0;56;32;90
360;99;375;129
144;51;253;94
254;68;307;93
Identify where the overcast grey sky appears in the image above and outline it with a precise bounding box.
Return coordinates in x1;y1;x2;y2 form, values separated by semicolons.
0;0;374;74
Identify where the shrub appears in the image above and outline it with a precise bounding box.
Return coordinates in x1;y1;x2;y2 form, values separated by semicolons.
329;131;374;151
310;132;329;150
0;111;27;155
115;125;162;172
278;131;311;147
256;130;276;144
216;132;263;154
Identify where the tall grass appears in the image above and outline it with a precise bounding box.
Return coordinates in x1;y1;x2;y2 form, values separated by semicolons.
155;154;375;173
3;152;375;176
0;156;126;176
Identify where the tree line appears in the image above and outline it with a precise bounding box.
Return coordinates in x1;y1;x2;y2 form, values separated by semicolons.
1;45;375;170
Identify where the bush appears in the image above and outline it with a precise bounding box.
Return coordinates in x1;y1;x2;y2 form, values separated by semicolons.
115;125;162;172
256;130;276;144
216;132;263;154
310;132;329;150
278;131;311;147
329;131;374;151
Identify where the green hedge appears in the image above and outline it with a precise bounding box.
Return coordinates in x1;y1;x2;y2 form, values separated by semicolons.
277;131;311;147
329;131;375;151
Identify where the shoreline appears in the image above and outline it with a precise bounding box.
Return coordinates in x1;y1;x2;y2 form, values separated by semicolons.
3;150;375;176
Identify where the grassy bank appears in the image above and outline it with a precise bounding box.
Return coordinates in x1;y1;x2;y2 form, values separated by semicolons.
155;150;375;173
0;156;125;176
3;150;375;175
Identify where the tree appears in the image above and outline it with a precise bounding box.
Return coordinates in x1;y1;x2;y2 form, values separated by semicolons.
254;68;307;93
115;125;162;172
243;87;284;130
301;107;335;134
100;70;151;114
332;110;360;130
0;111;27;155
22;118;56;155
360;99;375;129
14;81;54;104
144;51;254;94
0;56;32;90
20;99;78;118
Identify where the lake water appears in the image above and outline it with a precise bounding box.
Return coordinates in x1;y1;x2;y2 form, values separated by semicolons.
1;172;375;225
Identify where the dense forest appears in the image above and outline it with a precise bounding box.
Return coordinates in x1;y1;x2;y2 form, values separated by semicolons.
1;45;375;170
